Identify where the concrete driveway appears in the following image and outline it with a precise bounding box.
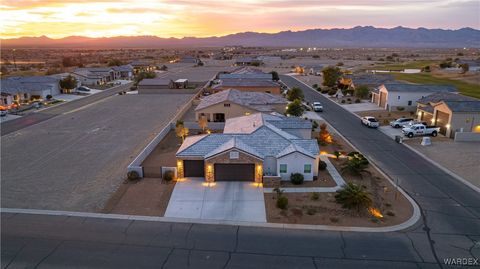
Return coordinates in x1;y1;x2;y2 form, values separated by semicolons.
165;178;266;222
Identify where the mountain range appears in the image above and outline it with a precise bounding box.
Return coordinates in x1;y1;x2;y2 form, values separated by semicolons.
2;26;479;48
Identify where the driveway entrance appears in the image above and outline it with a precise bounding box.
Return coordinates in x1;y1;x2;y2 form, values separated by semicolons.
165;178;266;222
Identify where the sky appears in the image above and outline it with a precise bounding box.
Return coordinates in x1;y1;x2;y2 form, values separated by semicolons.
1;0;479;39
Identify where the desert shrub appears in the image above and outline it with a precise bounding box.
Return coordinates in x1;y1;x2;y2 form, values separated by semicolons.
335;183;373;212
355;98;361;103
342;152;370;177
312;121;319;131
46;94;53;100
290;173;304;185
307;208;316;215
163;170;175;182
321;89;329;94
341;100;346;104
318;161;327;170
333;151;341;159
347;98;351;102
396;106;405;111
329;217;339;223
311;192;320;200
328;89;337;96
127;171;140;181
386;211;395;217
276;196;289;209
312;84;318;89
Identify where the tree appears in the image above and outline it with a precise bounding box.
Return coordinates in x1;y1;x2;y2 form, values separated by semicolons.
175;120;189;142
460;63;469;74
318;123;332;144
422;65;431;72
341;152;370;178
270;71;279;81
59;75;77;90
355;85;369;99
198;116;208;133
287;87;304;101
134;71;156;84
108;59;123;66
286;99;304;117
322;66;342;87
335;183;372;212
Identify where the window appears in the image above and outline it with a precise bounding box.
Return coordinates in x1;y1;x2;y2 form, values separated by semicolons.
280;164;287;173
224;103;231;107
397;96;401;100
304;164;311;173
408;101;412;106
229;151;239;159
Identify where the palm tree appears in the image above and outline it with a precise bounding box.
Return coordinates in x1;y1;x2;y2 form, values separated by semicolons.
341;152;370;178
335;183;372;212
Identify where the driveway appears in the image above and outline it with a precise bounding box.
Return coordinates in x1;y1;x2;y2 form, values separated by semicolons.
165;178;266;222
341;102;383;112
378;125;410;141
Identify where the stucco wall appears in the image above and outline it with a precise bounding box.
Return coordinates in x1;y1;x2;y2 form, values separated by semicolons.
277;152;317;181
386;90;432;111
196;102;255;121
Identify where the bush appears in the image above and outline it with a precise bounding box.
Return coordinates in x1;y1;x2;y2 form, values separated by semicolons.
127;171;140;181
311;192;320;200
46;94;53;100
386;211;395;217
163;170;174;182
318;161;327;170
333;151;341;159
307;208;316;215
290;173;304;185
328;89;337;96
276;196;288;209
347;98;351;102
341;100;346;104
312;84;318;89
396;106;405;111
321;89;329;94
355;99;361;103
335;183;373;212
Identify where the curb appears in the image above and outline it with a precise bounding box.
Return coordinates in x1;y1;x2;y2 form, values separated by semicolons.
1;207;418;233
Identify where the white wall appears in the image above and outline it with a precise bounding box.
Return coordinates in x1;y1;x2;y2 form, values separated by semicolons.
277;152;316;181
387;91;432;111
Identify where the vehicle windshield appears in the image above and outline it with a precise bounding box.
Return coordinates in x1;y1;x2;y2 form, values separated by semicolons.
368;118;378;122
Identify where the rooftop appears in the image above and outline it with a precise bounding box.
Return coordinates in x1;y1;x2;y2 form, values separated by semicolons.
213;78;279;88
138;78;172;86
195;89;287;112
382;83;457;93
443;100;480;112
1;76;60;94
417;92;478;105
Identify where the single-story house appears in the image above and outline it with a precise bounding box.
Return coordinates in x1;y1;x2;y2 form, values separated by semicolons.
137;78;174;94
71;67;118;86
218;67;273;80
112;64;134;80
176;113;319;182
211;78;281;94
371;83;457;111
130;60;155;73
343;73;395;89
234;57;263;66
1;76;61;103
416;92;480;137
1;92;14;108
195;89;288;122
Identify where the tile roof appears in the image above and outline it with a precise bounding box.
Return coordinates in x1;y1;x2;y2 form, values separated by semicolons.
443;101;480;112
138;78;172;86
417;92;478;105
345;73;395;86
177;113;318;160
1;76;60;94
213;78;279;88
382;83;457;93
195;89;287;111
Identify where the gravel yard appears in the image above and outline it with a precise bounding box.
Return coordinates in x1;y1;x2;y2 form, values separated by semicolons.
1;94;193;212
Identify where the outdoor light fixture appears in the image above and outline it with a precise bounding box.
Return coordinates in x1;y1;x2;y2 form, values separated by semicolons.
446;124;450;129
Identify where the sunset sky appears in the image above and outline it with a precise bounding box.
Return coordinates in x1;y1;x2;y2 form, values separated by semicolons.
1;0;478;39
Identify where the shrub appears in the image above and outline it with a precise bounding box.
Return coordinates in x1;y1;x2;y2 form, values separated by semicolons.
276;196;289;209
347;98;351;102
163;170;174;182
335;183;373;212
341;100;346;104
46;94;53;100
386;211;395;217
290;173;304;185
329;217;339;223
355;99;361;103
396;106;405;111
328;89;337;96
311;192;320;200
307;208;316;215
312;84;318;89
318;161;327;170
321;89;329;94
333;151;341;159
127;171;140;181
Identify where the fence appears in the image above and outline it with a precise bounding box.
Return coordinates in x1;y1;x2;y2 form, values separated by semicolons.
454;132;480;142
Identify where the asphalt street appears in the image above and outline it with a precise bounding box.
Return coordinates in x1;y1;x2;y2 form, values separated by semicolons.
1;82;133;136
1;76;479;268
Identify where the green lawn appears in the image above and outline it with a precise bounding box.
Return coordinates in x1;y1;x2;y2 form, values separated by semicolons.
393;73;480;99
372;60;438;71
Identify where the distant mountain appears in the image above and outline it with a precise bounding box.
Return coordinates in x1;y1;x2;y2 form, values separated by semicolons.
2;26;479;48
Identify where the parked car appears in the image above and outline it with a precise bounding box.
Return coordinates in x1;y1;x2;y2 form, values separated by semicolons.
361;116;379;128
390;118;414;128
311;102;323;112
77;86;91;92
402;124;439;138
0;109;7;117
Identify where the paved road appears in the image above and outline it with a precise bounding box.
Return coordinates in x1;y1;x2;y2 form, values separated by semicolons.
1;82;133;136
1;76;479;268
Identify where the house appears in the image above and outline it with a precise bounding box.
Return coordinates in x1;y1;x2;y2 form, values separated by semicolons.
308;65;324;76
195;89;288;122
130;60;155;73
218;67;273;80
211;78;281;94
112;64;134;80
234;57;263;66
1;76;61;103
1;92;14;108
176;113;319;182
71;67;118;86
416;92;480;137
371;83;457;111
343;73;395;89
137;78;174;94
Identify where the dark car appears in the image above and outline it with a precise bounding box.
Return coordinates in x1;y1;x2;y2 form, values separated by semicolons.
77;86;91;92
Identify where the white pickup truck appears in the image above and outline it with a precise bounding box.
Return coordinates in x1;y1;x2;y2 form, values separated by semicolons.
402;124;440;138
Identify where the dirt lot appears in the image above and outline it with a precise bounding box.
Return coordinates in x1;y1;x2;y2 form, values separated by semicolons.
102;178;175;216
265;126;413;227
356;110;415;125
142;131;182;177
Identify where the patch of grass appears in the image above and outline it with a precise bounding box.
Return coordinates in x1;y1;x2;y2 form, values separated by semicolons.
372;60;438;71
393;73;480;99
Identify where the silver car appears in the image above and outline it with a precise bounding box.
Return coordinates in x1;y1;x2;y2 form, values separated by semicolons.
390;118;414;128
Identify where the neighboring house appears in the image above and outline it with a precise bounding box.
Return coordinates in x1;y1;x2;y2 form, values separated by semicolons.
211;78;281;94
416;92;480;138
371;83;457;111
1;92;14;107
112;64;134;80
130;60;155;73
308;65;324;76
137;78;174;94
343;73;395;89
234;57;263;66
1;76;61;103
218;67;273;80
71;67;118;86
176;113;319;182
195;89;288;122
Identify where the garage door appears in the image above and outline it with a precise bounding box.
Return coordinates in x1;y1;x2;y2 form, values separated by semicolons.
214;164;255;181
379;92;387;108
184;160;205;177
435;111;449;136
